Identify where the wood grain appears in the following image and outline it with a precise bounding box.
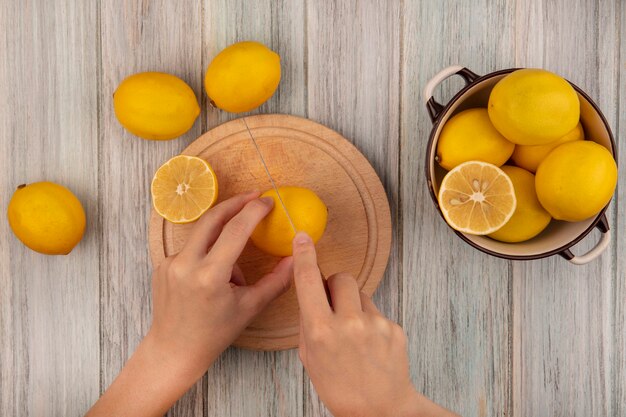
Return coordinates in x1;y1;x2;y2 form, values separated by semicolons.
149;115;392;350
512;1;620;416
99;1;204;416
202;1;307;416
401;1;515;416
0;1;100;416
1;1;624;416
615;4;626;416
305;2;402;415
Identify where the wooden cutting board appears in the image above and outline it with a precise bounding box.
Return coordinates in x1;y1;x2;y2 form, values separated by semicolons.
149;114;391;350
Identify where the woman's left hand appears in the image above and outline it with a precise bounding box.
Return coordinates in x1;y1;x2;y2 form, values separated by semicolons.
86;191;292;417
148;190;293;377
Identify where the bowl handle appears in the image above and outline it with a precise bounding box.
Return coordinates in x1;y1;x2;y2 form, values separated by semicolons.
559;214;611;265
423;65;480;123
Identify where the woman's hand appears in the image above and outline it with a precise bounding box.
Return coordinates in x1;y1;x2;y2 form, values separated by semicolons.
292;231;458;417
148;190;293;378
86;191;293;417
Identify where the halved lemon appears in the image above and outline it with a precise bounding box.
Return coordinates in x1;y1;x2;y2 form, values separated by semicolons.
438;161;516;235
151;155;218;224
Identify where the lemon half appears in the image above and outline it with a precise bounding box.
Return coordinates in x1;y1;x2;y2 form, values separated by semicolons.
438;161;517;235
151;155;218;224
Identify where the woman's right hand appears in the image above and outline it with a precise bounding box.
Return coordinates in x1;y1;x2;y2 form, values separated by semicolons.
292;231;458;417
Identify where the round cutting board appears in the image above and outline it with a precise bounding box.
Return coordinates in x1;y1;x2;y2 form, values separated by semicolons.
149;114;391;350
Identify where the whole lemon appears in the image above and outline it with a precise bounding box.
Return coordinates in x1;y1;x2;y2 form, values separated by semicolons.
114;72;200;140
205;41;281;113
488;69;580;145
488;166;551;243
436;108;515;170
7;182;86;255
251;186;327;257
535;141;617;222
511;122;584;173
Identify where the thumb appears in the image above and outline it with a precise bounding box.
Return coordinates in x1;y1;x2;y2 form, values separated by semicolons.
241;256;294;314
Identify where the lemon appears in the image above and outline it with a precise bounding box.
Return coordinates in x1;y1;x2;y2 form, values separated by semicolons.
436;108;515;171
511;122;584;173
488;166;551;243
205;41;281;113
535;141;617;222
114;72;200;140
251;186;327;257
7;182;86;255
438;161;516;235
488;69;580;145
151;155;218;224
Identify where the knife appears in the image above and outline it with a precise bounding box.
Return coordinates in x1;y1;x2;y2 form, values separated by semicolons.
241;117;297;233
241;117;332;303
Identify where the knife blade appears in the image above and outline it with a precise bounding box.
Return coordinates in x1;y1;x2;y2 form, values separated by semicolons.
242;117;297;233
242;118;330;304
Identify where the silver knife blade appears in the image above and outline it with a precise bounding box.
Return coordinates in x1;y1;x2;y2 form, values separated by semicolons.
242;117;297;233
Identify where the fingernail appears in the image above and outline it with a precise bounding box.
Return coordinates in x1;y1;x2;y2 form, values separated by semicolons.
294;231;311;245
259;196;275;207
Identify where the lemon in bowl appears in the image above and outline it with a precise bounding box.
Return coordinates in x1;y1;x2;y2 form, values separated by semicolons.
535;141;617;222
437;161;517;235
511;122;584;173
488;69;580;145
436;108;515;170
488;165;551;243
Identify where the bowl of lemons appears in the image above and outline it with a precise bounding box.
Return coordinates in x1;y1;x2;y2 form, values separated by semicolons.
423;66;617;264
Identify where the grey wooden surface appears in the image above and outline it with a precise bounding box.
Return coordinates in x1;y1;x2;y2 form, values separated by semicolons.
0;1;624;416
